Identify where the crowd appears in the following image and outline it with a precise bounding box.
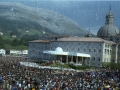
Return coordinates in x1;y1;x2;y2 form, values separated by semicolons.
0;56;120;90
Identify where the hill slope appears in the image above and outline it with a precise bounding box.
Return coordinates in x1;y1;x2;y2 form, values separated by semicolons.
0;2;88;38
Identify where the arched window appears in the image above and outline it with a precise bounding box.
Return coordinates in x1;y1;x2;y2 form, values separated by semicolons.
105;49;106;54
107;50;109;54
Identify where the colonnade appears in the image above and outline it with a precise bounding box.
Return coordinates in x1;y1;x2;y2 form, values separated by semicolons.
59;55;90;66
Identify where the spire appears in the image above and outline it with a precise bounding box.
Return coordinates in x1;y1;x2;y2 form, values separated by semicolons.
85;28;92;37
88;28;91;34
109;5;112;15
105;5;114;25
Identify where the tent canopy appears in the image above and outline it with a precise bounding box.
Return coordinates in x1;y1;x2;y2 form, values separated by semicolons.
43;50;68;55
43;47;90;57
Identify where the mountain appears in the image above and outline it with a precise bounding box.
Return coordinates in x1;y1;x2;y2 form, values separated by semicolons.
0;2;88;38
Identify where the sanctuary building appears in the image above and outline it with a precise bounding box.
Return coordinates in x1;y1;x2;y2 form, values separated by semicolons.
28;7;120;67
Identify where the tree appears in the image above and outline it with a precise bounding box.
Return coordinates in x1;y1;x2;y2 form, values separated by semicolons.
0;36;5;48
10;32;14;36
12;38;19;46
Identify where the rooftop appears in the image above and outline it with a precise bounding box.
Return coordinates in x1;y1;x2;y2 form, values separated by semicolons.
52;37;116;44
29;40;50;43
29;37;116;45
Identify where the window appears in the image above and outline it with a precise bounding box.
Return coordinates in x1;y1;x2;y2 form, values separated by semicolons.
98;58;100;61
105;44;107;47
105;49;106;54
94;49;96;52
110;37;113;41
110;50;111;54
99;49;101;53
89;49;91;52
113;60;114;62
107;50;109;54
116;38;119;41
32;50;34;54
33;45;35;47
84;49;86;52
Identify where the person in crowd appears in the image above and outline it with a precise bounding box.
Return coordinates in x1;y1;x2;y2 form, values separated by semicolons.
0;56;120;90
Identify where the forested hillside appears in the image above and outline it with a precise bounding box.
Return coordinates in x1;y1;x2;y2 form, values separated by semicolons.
0;35;28;50
0;2;88;38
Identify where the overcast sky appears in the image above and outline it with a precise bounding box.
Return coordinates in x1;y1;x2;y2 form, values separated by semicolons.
1;0;120;35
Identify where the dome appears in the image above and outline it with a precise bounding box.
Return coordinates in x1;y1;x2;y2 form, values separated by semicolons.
55;47;63;52
97;6;120;37
97;24;119;37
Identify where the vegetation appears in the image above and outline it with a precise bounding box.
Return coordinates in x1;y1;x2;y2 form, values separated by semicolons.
0;16;56;50
40;61;120;70
39;61;120;70
68;64;91;70
39;61;91;70
102;62;120;69
0;17;56;39
50;63;70;69
0;35;29;50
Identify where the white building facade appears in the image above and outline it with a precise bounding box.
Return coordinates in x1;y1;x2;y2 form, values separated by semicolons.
6;50;28;56
0;49;6;56
28;37;117;67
